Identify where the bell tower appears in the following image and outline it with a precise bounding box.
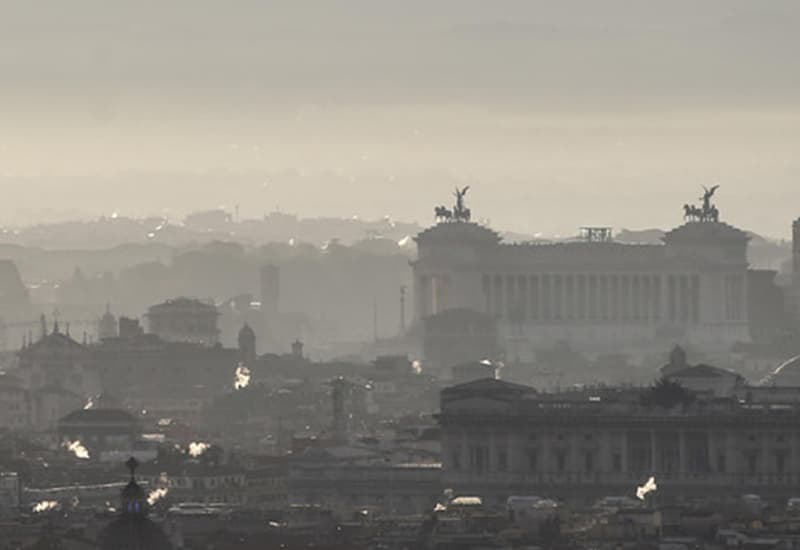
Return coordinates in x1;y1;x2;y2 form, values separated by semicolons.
121;457;147;517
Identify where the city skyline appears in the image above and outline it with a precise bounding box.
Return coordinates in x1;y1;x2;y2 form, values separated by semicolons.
2;3;800;548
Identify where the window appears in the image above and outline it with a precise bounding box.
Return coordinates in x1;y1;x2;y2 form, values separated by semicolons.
612;453;622;473
585;452;594;473
469;445;489;475
451;450;461;471
747;452;757;475
556;452;566;473
777;452;786;474
497;451;508;472
527;451;538;472
717;453;726;473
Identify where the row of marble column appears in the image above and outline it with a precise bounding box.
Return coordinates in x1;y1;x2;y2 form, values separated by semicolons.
452;429;796;478
482;272;701;324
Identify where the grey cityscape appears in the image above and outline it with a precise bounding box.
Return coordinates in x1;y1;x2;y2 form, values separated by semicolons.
2;1;800;549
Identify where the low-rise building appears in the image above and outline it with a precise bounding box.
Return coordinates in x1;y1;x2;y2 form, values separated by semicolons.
0;472;20;516
58;408;141;459
138;462;247;505
146;297;220;347
288;445;441;518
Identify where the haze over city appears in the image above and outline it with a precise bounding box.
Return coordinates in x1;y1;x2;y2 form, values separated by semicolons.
2;0;799;236
3;3;800;549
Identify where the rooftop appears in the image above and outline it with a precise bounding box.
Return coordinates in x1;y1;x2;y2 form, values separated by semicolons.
415;222;501;246
662;221;749;244
60;408;139;426
147;297;218;315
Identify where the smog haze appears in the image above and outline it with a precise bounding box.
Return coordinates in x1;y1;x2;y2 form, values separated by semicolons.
1;0;799;237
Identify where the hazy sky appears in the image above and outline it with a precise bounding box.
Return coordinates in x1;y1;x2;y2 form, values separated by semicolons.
1;1;798;237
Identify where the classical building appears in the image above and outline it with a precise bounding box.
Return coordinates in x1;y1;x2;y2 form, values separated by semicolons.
288;445;441;517
438;377;800;504
137;461;248;505
17;317;101;398
91;316;240;420
146;297;220;346
414;188;751;361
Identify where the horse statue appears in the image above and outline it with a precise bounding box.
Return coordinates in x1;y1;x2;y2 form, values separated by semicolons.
683;204;702;221
683;185;721;222
434;205;453;222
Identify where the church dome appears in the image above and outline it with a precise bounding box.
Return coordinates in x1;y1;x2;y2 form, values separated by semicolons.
98;515;173;550
97;457;173;549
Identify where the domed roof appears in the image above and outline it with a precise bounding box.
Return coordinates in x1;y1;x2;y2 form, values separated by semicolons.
662;221;749;244
98;516;173;550
119;457;149;519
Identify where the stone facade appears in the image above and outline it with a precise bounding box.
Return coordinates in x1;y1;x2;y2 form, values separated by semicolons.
439;378;800;504
146;297;220;346
414;216;751;359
